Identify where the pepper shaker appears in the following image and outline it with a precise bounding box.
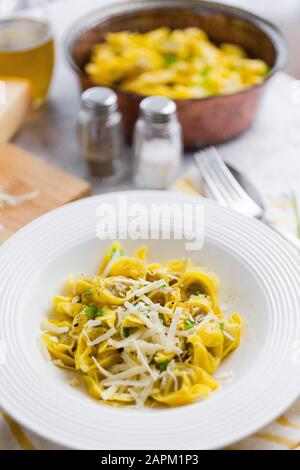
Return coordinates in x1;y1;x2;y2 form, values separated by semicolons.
133;96;182;189
79;87;125;183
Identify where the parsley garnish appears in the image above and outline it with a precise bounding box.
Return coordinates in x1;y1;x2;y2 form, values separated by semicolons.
202;67;212;78
110;248;124;259
84;305;98;318
220;322;225;332
123;327;130;338
159;361;169;372
84;289;93;297
193;290;202;296
185;319;195;330
164;55;178;66
85;306;104;319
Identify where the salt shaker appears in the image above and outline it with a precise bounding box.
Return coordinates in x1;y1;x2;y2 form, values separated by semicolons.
79;87;125;183
133;96;182;189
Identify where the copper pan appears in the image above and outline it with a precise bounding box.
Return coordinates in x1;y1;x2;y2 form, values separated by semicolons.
65;0;287;150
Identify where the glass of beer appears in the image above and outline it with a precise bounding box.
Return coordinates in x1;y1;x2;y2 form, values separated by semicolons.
0;7;55;108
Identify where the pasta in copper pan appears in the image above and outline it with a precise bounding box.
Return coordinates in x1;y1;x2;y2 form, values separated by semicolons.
86;27;269;99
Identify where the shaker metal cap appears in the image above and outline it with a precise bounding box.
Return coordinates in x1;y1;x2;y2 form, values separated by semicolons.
140;96;177;123
81;87;117;113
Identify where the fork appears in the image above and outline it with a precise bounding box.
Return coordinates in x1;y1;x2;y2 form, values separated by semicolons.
194;147;300;251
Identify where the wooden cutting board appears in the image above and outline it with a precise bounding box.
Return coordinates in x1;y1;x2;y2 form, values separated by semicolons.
0;144;92;243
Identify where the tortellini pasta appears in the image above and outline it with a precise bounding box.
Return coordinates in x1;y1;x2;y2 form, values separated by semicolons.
41;243;243;408
85;27;269;99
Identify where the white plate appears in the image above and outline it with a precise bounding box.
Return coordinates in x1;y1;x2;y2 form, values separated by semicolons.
0;191;300;450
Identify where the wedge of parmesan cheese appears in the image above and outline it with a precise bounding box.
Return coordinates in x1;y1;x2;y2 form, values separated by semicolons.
0;78;31;145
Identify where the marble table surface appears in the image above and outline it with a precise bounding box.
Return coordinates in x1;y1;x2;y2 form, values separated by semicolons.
14;0;300;232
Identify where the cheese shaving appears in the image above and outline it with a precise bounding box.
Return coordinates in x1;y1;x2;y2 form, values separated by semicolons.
132;338;157;380
40;320;69;335
0;190;39;208
87;318;102;328
101;385;118;400
108;365;146;380
86;326;116;346
214;371;234;381
166;307;182;352
69;378;81;387
223;330;235;342
102;378;152;387
102;249;122;277
92;357;114;378
141;295;173;315
126;279;166;300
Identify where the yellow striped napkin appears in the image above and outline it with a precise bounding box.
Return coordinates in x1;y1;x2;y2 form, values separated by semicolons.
0;177;300;450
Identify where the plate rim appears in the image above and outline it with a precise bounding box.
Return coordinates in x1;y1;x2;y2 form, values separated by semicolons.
0;190;300;450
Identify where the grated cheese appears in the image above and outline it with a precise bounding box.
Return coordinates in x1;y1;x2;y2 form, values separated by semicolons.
69;378;81;387
198;312;235;341
121;350;137;367
108;330;142;349
0;189;39;208
139;383;154;406
124;301;153;329
92;357;114;378
223;330;235;342
214;371;234;381
128;388;143;408
101;385;118;401
132;338;157;380
40;319;69;335
141;295;173;315
86;326;116;347
167;360;178;391
117;277;147;286
108;365;146;380
117;306;125;326
49;335;59;343
87;318;102;328
166;307;182;352
126;279;166;301
146;310;182;355
133;340;161;354
102;378;152;387
102;249;122;277
197;312;218;329
52;359;65;367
